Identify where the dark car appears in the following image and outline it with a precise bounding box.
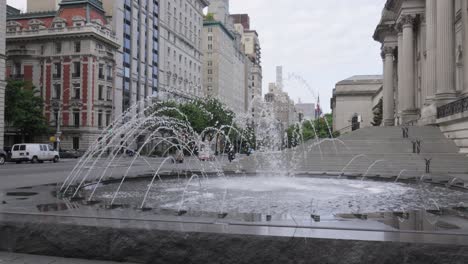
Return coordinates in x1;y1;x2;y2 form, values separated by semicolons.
0;149;6;165
59;149;82;159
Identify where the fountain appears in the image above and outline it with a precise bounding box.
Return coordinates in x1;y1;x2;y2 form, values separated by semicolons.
1;86;468;263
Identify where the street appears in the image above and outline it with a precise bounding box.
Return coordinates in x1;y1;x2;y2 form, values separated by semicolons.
0;159;78;190
0;156;232;190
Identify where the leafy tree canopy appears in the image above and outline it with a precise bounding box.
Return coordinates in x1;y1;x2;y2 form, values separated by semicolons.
5;80;49;142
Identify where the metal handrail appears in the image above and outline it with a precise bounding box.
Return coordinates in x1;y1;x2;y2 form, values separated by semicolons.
437;97;468;119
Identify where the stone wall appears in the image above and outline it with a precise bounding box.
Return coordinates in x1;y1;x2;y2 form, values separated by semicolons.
437;113;468;154
0;219;467;264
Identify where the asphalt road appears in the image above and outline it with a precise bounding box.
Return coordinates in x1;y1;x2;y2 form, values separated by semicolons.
0;159;78;190
0;156;231;190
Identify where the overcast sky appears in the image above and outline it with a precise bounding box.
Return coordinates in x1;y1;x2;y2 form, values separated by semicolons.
7;0;386;112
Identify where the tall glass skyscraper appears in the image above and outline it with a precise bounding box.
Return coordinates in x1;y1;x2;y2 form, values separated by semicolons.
103;0;160;115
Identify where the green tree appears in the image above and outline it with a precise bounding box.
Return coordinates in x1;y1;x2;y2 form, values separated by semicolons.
371;98;383;126
204;13;215;21
286;113;339;148
5;80;49;142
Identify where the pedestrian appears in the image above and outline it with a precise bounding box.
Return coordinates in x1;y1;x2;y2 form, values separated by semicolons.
228;147;235;163
425;158;432;174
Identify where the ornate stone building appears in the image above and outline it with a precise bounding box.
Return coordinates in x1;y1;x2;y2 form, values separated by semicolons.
231;14;263;114
331;76;383;134
29;0;160;117
158;0;208;101
202;0;247;114
374;0;468;152
6;0;119;150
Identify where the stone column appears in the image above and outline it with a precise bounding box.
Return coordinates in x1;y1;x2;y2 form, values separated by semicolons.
397;27;403;121
425;0;437;101
382;47;395;126
462;0;468;96
400;15;416;113
436;0;457;102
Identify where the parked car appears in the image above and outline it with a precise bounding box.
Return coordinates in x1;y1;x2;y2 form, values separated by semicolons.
198;142;215;161
11;144;60;163
59;149;81;159
0;149;6;165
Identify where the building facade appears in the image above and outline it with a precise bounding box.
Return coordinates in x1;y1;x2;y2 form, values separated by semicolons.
6;0;119;150
374;0;468;153
157;0;208;101
27;0;61;12
0;1;6;149
202;0;247;114
295;102;316;121
102;0;159;115
331;75;383;134
231;14;262;115
265;85;297;129
26;0;160;119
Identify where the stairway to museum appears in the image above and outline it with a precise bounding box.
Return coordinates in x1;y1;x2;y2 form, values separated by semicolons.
226;126;468;187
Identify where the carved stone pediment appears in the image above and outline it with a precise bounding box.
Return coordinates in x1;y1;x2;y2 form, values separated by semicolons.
7;21;22;27
69;100;83;109
91;19;103;26
52;17;67;24
72;16;86;22
28;19;45;25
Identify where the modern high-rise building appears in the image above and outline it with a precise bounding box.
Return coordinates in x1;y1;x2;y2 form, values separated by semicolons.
276;66;283;90
0;1;6;149
28;0;160;116
102;0;160;115
157;0;208;101
265;67;297;129
6;0;119;150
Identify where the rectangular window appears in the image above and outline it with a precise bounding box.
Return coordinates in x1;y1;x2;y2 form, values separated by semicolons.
98;111;103;128
74;41;81;53
73;83;80;99
53;63;61;79
106;112;111;127
98;85;104;100
98;64;104;79
73;111;80;128
53;84;61;99
106;65;113;81
55;42;62;53
72;137;80;150
72;62;81;78
106;87;112;101
13;63;21;77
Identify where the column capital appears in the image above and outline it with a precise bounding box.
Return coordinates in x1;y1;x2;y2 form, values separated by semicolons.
381;46;396;59
398;14;416;28
419;14;426;25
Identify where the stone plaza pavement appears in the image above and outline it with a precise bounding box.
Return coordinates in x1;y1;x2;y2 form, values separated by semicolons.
0;252;137;264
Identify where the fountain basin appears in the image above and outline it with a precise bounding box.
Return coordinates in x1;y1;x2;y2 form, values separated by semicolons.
1;175;468;263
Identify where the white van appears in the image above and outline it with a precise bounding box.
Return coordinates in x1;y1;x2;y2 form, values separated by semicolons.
11;144;60;163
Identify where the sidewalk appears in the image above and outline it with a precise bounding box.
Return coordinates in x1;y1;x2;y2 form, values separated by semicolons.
0;252;137;264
